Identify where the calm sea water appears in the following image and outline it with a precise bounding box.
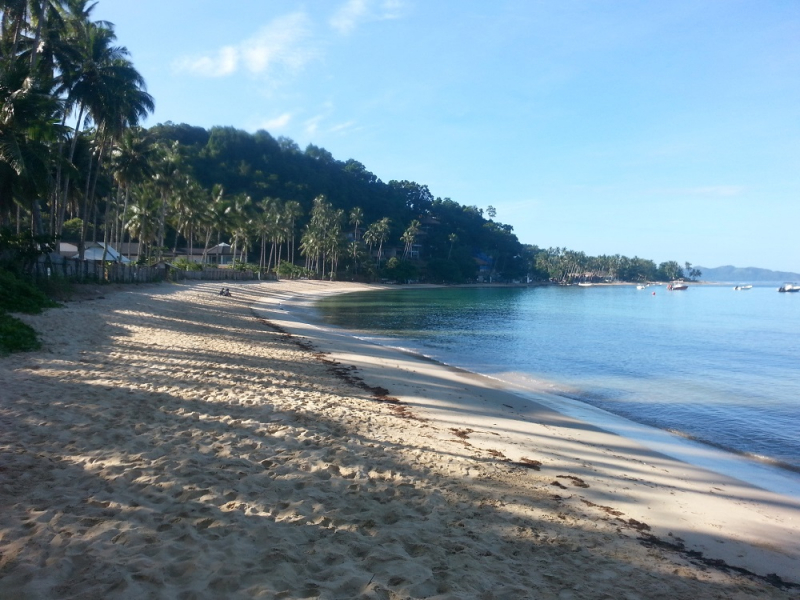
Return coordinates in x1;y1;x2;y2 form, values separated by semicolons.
315;285;800;475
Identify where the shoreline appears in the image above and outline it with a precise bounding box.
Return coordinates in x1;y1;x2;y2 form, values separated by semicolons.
1;279;798;598
304;282;800;494
255;281;800;578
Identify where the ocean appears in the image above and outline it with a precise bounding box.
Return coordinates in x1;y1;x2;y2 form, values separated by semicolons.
314;284;800;493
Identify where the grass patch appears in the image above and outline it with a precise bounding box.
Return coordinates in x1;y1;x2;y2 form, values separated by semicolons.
0;312;41;355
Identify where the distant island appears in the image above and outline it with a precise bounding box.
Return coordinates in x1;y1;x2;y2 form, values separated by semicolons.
697;265;800;283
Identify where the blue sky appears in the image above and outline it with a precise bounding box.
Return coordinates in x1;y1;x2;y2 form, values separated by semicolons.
95;0;800;272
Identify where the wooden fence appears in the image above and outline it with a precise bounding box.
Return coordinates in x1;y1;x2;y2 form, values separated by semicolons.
30;255;259;284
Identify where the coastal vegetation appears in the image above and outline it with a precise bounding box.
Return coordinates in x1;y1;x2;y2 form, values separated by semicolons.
1;1;693;287
0;266;58;354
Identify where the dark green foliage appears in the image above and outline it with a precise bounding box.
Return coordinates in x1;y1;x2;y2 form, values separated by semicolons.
384;257;418;283
232;260;260;273
0;228;58;275
0;268;56;356
425;258;470;284
0;268;59;313
277;262;311;279
0;312;40;355
170;257;203;271
61;218;84;242
149;122;210;147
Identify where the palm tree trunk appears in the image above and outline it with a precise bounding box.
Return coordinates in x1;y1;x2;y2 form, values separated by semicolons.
29;0;48;72
77;148;95;260
201;227;212;264
59;105;85;239
157;190;167;261
188;224;195;262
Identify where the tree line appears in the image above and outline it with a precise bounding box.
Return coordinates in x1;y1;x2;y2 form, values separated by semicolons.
1;1;695;284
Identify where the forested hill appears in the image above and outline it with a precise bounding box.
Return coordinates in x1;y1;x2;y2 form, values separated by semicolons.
697;265;800;282
148;122;528;282
144;122;690;284
153;123;422;230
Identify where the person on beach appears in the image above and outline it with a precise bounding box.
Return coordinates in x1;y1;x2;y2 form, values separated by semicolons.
219;287;226;296
223;288;232;297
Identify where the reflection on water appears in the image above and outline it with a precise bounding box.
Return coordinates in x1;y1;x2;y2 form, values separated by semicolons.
317;285;800;472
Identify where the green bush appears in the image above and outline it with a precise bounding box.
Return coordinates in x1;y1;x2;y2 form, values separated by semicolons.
0;269;60;314
384;257;418;283
170;257;203;271
277;262;311;279
0;228;58;275
0;312;41;355
233;260;260;273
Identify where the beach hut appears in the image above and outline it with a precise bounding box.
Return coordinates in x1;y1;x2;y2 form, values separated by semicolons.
71;242;131;263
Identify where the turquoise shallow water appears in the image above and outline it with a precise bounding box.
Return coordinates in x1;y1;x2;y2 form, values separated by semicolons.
316;285;800;474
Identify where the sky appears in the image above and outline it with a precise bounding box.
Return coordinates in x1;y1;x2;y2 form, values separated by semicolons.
93;0;800;272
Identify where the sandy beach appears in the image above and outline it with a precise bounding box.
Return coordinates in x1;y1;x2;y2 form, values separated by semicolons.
1;279;799;599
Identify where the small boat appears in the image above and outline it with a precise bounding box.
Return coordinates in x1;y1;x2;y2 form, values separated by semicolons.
577;282;593;287
778;283;800;293
636;284;648;290
667;282;688;291
733;285;753;290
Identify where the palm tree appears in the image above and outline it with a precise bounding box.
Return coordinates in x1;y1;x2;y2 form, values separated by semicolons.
171;175;205;261
1;0;30;59
228;192;252;263
150;141;180;260
124;181;159;262
257;197;278;271
349;206;363;241
54;7;153;257
300;195;343;278
447;232;458;259
347;240;363;276
110;126;153;249
0;55;64;231
365;217;390;268
401;219;420;259
283;199;302;264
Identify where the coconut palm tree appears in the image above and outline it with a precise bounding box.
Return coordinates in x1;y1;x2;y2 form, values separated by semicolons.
54;7;153;257
150;141;180;260
110;126;153;248
124;181;158;262
447;232;458;259
228;192;252;263
0;55;64;231
401;219;420;259
364;217;390;268
349;206;363;241
283;199;302;264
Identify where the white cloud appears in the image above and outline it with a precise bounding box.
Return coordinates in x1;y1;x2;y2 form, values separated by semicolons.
329;120;357;134
330;0;407;34
257;113;293;131
380;0;407;20
173;46;238;78
305;115;324;136
331;0;369;34
173;12;315;78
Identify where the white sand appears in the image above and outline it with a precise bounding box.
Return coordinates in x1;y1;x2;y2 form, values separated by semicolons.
1;279;798;599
